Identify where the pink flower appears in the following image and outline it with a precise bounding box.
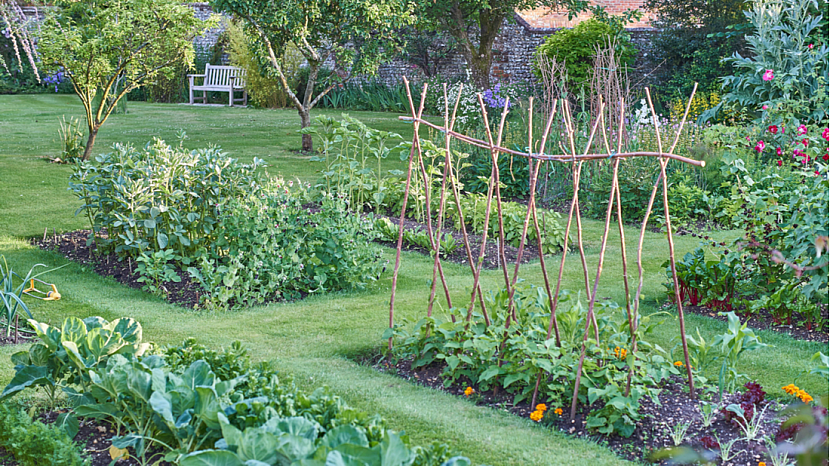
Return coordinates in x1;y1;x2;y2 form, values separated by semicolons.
802;138;809;147
762;105;769;110
777;160;783;167
798;124;808;135
755;141;765;152
768;125;778;134
762;69;774;81
809;43;814;49
822;128;829;141
776;147;782;156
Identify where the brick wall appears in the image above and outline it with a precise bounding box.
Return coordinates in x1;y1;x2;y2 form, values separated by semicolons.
519;0;653;29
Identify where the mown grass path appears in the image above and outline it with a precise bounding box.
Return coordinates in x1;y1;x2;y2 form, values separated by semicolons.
0;95;824;465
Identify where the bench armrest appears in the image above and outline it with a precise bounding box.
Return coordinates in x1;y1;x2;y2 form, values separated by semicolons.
187;74;206;78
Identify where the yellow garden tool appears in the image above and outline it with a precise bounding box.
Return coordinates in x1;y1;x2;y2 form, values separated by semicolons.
22;278;61;301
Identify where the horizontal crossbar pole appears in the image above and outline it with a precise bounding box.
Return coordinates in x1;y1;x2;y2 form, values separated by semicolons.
398;116;705;167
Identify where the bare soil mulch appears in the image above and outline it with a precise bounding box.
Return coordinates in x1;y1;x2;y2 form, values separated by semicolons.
0;333;34;348
34;212;541;311
368;356;787;465
35;230;202;309
680;303;829;343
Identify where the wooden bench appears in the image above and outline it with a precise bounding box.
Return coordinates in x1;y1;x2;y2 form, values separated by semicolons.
188;64;247;107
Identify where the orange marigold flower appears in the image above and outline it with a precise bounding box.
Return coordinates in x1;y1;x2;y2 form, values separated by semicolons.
796;389;813;403
759;462;766;466
530;410;544;422
674;361;684;367
554;408;563;416
782;384;799;395
464;387;474;397
535;404;547;412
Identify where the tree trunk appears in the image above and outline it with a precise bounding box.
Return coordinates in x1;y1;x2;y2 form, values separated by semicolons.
82;127;99;161
299;108;313;153
468;52;493;90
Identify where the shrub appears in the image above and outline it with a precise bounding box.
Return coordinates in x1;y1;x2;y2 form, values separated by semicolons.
645;0;748;101
534;19;636;92
0;403;88;466
226;20;300;108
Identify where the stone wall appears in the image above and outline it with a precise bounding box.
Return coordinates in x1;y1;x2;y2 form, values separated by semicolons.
368;14;662;88
20;3;663;89
188;2;229;58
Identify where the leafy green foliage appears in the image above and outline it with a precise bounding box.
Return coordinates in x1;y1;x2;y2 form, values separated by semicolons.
209;0;414;151
679;312;768;398
0;402;88;466
722;145;829;326
664;248;739;311
1;316;149;406
387;286;679;437
711;0;830;124
37;0;214;159
70;138;266;261
374;218;461;258
303;114;403;213
71;138;383;309
0;256;39;338
1;318;469;466
534;19;636;91
135;249;181;297
190;188;385;309
645;0;747;100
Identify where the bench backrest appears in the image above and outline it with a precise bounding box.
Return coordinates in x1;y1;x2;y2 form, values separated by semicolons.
204;64;246;88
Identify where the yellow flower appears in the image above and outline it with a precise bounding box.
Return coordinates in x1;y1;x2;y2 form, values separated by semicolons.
535;404;547;412
529;410;544;422
554;408;563;416
464;387;474;397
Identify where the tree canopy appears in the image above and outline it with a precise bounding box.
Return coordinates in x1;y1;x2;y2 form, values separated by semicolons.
210;0;415;151
414;0;611;89
38;0;213;160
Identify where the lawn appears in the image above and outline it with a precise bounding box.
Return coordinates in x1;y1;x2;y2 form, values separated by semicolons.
0;95;825;465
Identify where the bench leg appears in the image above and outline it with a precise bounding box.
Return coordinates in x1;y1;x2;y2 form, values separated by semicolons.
243;90;247;107
189;86;193;104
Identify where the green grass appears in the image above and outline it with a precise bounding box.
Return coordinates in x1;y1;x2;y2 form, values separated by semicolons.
0;95;826;465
